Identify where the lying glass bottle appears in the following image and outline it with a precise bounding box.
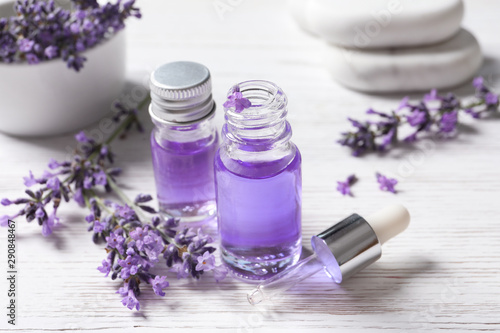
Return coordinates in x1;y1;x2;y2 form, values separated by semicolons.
248;204;411;305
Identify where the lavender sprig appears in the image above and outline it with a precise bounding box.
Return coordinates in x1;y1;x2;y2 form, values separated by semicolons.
338;77;500;156
0;0;141;71
1;96;227;310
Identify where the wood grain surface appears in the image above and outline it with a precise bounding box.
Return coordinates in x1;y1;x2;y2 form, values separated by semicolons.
1;0;499;332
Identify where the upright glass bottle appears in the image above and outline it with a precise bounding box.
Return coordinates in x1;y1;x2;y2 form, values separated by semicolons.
215;80;302;281
149;61;218;223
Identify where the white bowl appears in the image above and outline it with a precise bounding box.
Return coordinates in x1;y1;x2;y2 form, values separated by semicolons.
0;1;126;137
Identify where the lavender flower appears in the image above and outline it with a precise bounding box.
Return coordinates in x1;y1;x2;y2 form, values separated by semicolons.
338;78;499;156
376;172;398;193
150;276;169;297
439;110;458;134
106;230;126;255
121;289;140;311
118;255;140;279
97;259;112;277
196;251;216;272
170;262;190;279
1;95;227;310
336;174;357;196
0;0;141;71
223;86;252;112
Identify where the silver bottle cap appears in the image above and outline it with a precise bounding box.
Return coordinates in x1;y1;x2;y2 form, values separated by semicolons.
149;61;215;123
311;214;382;283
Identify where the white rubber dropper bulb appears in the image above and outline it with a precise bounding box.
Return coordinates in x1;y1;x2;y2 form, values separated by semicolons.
365;204;410;245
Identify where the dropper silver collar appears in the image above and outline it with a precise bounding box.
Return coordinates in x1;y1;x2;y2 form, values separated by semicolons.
311;214;382;283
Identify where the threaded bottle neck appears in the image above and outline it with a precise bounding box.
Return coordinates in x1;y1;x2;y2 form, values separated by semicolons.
223;80;291;146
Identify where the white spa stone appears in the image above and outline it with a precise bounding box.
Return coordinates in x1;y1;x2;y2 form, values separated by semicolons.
324;29;482;93
290;0;464;48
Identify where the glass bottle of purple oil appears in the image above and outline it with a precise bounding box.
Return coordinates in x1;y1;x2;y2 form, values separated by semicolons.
149;61;218;224
215;80;302;281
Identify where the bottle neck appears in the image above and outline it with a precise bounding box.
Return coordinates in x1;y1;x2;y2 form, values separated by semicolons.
223;80;291;151
152;112;216;144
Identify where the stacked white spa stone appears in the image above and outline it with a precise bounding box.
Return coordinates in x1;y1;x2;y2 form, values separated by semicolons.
291;0;482;93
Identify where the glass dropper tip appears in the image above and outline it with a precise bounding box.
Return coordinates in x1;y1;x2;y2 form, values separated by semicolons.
247;287;265;306
246;254;324;305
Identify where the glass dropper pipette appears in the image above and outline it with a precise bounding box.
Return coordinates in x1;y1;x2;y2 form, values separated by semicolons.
248;204;411;305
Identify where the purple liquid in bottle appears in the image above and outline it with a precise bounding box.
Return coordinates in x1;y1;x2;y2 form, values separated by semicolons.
216;150;302;280
148;61;218;223
216;80;302;281
151;132;218;221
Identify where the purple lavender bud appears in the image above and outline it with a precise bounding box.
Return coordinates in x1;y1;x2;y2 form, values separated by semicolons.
473;77;484;89
0;215;10;227
85;213;95;223
97;259;112;277
75;10;86;20
75;40;85;52
94;170;107;186
46;177;60;191
75;131;90;143
23;171;38;187
118;255;140;279
42;210;58;237
73;188;85;206
83;176;93;189
195;251;215;272
130;226;148;251
406;110;427;127
404;133;418;143
336;174;357;196
44;45;58;59
121;289;140;311
138;205;156;214
150;275;169;297
70;22;80;34
151;216;161;227
1;198;12;206
134;194;152;204
14;198;30;204
25;53;40;65
223;91;252;113
464;108;481;119
170;262;190;279
423;89;439;102
106;230;126;255
439;110;458;134
116;282;129;297
93;220;106;233
107;168;121;177
375;172;398;194
100;145;108;156
47;158;61;170
396;96;410;111
82;19;93;31
485;92;499;106
18;39;34;52
166;217;180;228
35;207;45;219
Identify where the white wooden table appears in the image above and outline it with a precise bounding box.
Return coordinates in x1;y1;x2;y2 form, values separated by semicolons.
1;0;500;331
